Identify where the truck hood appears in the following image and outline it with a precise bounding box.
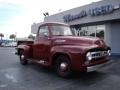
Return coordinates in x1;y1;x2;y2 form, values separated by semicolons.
52;36;106;47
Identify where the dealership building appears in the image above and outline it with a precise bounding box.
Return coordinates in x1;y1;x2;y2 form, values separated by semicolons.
32;0;120;55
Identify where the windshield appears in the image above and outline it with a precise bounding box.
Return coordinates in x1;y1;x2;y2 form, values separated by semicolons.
51;25;73;36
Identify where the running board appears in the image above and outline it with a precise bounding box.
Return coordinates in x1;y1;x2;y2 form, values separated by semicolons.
27;59;49;66
27;59;45;64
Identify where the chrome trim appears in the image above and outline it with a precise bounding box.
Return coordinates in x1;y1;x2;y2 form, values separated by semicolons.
87;60;112;72
21;55;25;59
90;51;108;59
60;62;68;71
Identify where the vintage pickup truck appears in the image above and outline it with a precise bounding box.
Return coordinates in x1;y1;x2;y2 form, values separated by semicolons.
16;22;111;78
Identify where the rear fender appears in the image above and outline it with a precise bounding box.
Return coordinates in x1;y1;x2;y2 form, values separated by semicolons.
17;45;32;58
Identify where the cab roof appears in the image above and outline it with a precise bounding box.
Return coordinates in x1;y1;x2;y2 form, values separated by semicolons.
39;22;68;26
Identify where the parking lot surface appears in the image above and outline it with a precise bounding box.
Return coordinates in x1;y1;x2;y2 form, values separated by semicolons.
0;47;120;90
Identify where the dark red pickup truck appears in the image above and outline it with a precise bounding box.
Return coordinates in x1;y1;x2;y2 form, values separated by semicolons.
16;22;112;78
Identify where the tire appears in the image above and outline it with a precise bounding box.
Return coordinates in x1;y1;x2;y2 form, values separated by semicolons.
54;55;72;78
19;50;28;65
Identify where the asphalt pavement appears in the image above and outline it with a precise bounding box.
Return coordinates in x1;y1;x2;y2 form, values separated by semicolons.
0;47;120;90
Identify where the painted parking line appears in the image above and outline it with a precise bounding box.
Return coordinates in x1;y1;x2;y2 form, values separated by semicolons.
0;84;8;88
5;73;18;83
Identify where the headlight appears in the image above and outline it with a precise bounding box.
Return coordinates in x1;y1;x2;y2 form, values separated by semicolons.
86;52;92;61
107;50;111;56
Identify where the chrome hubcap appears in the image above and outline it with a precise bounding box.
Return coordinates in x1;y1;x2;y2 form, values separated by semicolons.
60;62;68;71
21;55;25;60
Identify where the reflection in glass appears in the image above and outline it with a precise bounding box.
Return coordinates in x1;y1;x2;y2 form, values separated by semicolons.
79;25;105;39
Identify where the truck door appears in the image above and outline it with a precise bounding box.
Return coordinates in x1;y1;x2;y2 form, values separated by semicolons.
33;25;51;62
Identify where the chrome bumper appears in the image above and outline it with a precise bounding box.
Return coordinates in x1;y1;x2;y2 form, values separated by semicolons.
87;60;112;72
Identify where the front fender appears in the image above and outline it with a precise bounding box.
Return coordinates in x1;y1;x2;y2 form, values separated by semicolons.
51;45;85;70
51;45;85;55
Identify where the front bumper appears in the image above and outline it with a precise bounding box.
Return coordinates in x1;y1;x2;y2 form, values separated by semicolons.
87;60;112;72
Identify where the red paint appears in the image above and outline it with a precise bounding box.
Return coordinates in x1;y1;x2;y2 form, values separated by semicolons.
16;22;111;72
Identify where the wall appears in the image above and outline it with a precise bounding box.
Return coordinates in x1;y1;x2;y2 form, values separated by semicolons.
111;22;120;55
44;0;120;25
105;23;111;47
31;23;41;34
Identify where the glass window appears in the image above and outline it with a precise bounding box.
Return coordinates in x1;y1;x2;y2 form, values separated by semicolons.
51;25;73;36
88;26;96;37
79;25;105;39
96;25;105;39
80;27;88;36
38;26;49;37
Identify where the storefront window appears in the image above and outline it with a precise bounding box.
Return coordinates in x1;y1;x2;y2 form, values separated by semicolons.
96;25;105;39
88;26;96;37
80;27;88;36
79;25;105;39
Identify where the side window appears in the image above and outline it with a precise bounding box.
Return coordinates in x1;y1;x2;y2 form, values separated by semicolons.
38;25;49;37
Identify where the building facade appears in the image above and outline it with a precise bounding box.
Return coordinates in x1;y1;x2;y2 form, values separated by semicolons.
31;0;120;55
43;0;120;55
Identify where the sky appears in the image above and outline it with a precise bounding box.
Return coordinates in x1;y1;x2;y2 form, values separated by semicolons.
0;0;101;39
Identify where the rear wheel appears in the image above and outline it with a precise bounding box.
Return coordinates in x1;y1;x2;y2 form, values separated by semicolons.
54;55;72;78
19;50;28;65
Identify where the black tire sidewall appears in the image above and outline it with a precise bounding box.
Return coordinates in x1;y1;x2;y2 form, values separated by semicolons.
54;55;72;78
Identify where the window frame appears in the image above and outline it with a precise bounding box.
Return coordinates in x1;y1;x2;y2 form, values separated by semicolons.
37;25;50;38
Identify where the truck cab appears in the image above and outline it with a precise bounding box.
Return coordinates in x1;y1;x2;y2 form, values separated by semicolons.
16;22;112;78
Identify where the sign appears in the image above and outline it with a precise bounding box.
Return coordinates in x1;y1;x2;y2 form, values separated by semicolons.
89;5;114;16
63;4;120;22
63;10;87;22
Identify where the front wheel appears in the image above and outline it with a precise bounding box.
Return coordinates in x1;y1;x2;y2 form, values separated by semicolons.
19;50;28;65
54;55;72;78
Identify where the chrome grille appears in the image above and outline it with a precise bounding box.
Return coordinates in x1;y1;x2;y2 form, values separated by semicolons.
91;51;108;59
